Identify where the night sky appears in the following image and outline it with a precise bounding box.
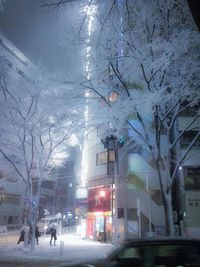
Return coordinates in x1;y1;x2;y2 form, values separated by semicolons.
0;0;199;72
0;0;76;72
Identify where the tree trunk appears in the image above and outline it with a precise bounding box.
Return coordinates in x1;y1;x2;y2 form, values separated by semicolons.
156;160;174;236
163;192;174;236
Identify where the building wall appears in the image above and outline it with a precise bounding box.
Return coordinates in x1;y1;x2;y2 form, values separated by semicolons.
86;110;200;240
85;128;167;241
178;111;200;234
87;132;107;180
0;178;25;227
0;33;32;228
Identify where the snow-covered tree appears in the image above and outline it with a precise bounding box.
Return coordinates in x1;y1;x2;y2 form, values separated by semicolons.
0;58;86;248
2;0;199;237
89;0;200;236
54;0;199;236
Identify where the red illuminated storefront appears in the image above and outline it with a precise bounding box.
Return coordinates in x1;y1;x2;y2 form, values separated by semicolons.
86;185;113;242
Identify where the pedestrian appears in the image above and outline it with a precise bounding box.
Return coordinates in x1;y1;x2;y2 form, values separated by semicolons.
17;227;25;244
49;223;57;246
35;226;40;245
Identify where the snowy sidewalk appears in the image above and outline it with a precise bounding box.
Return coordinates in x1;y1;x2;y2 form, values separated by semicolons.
0;232;114;265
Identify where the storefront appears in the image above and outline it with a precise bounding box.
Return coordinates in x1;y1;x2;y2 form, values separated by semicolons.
86;185;113;242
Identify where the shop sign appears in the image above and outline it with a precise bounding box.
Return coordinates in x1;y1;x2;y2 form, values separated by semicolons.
88;186;111;212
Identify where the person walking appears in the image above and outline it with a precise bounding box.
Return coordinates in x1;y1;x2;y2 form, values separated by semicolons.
35;226;40;245
49;223;57;246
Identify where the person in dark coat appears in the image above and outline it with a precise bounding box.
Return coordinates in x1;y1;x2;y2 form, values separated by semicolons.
17;228;25;244
50;224;57;246
35;226;40;245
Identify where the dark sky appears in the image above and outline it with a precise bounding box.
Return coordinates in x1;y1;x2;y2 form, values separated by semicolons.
1;0;199;73
0;0;77;73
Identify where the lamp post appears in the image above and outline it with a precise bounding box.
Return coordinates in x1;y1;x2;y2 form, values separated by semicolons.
137;198;141;237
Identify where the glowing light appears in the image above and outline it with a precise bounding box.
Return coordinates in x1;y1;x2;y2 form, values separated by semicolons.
86;46;92;58
85;64;89;73
69;134;79;146
99;190;106;198
81;142;88;186
48;115;55;125
80;3;97;186
82;4;97;36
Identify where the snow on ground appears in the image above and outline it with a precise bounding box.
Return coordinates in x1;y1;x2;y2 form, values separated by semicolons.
0;232;114;266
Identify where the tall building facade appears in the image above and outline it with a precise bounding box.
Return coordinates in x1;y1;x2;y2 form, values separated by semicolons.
0;32;30;229
178;106;200;237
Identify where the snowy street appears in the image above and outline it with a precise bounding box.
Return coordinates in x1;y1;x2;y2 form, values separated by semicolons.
0;1;200;266
0;231;114;267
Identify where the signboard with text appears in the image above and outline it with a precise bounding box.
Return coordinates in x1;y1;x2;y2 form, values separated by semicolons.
87;186;111;212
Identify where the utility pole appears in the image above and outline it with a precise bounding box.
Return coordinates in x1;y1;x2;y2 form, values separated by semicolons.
101;135;119;244
146;173;152;233
137;198;141;237
114;137;118;244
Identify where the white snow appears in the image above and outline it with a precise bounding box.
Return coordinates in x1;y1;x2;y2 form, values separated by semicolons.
0;232;114;265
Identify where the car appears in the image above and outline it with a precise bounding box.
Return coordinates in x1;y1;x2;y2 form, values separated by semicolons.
60;237;200;267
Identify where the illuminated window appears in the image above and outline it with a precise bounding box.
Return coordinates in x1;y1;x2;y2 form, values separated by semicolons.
108;150;115;161
108;91;118;102
96;151;107;165
184;167;200;190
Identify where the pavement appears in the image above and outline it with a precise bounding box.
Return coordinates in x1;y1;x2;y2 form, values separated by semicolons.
0;231;114;266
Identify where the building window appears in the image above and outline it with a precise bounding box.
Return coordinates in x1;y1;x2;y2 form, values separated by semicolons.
108;91;118;102
180;105;199;117
184;167;200;190
180;131;200;148
96;150;116;166
96;151;107;165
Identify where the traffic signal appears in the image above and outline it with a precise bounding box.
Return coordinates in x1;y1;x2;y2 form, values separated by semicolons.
118;137;124;148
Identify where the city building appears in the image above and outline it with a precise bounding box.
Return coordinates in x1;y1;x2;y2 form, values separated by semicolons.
0;32;30;230
178;105;200;238
85;102;200;241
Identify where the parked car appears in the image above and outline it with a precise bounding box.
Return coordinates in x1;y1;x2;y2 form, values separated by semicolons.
60;237;200;267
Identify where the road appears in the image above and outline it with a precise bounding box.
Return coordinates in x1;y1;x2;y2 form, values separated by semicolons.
0;231;114;267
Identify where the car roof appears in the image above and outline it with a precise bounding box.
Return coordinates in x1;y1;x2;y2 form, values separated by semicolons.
122;237;200;246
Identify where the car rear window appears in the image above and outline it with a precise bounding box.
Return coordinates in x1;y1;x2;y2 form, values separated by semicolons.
116;242;200;267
